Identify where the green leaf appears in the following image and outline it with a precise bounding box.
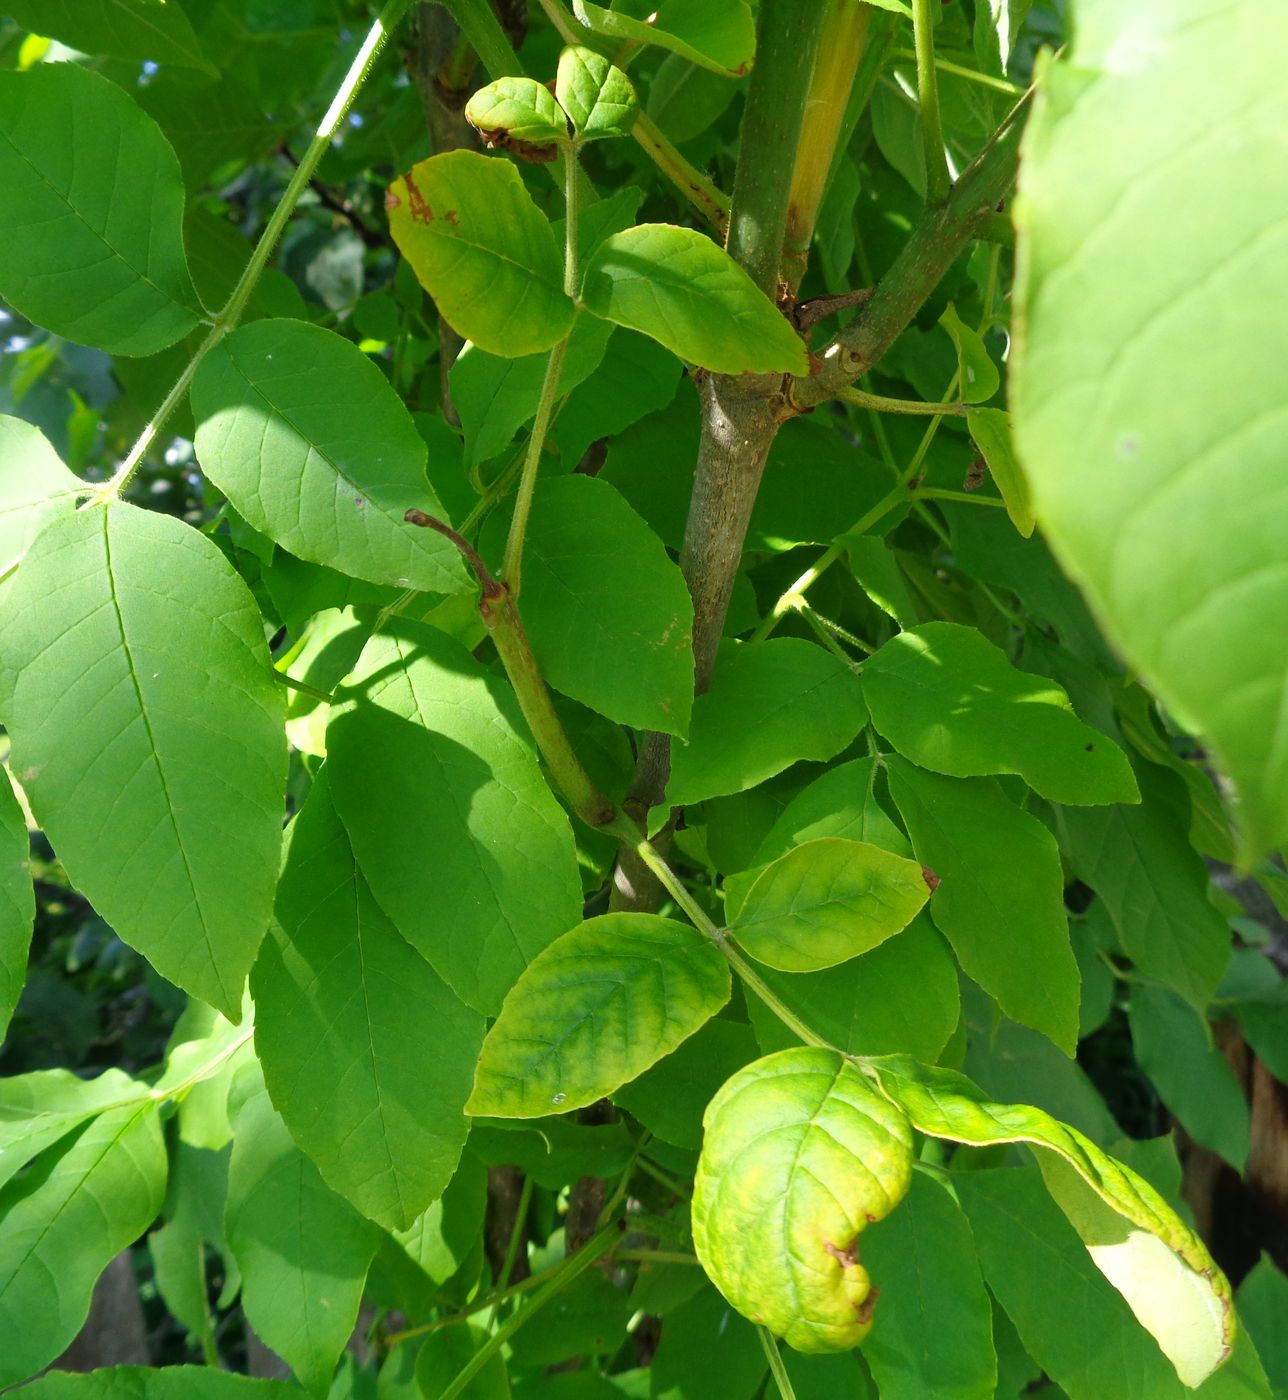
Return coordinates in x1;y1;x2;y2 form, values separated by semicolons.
885;759;1080;1053
225;1079;380;1397
510;475;694;735
649;1285;769;1399
327;621;582;1015
864;622;1139;805
465;76;569;145
0;1067;143;1191
752;757;912;865
451;316;613;470
581;225;808;375
959;1169;1263;1399
1011;0;1288;859
744;916;962;1064
508;1268;631;1367
555;46;638;140
0;770;33;1040
0;1101;167;1388
613;1017;757;1150
191;319;468;595
251;771;484;1231
2;0;217;73
0;65;199;355
0;416;82;577
1128;985;1250;1173
0;503;286;1019
17;1369;299;1399
967;408;1034;537
861;1172;996;1400
1237;1258;1288;1394
416;1323;510;1399
692;1047;914;1352
1054;761;1231;1015
725;837;929;972
868;1055;1235;1387
570;0;754;76
668;640;868;807
467;912;729;1117
388;151;574;357
939;302;999;404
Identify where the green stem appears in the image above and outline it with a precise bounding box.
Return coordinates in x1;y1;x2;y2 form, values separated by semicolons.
495;1173;533;1296
440;1222;621;1400
383;1249;566;1346
443;0;521;76
562;141;579;299
501;337;569;597
800;604;855;664
838;384;968;417
629;836;834;1050
760;1326;800;1400
635;1156;692;1199
890;48;1025;96
912;0;950;206
727;0;828;295
613;1249;701;1265
95;0;414;501
632;111;731;235
918;487;1005;508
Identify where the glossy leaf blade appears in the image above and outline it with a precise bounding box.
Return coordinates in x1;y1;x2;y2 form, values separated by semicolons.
0;503;286;1019
0;1102;167;1389
2;0;216;72
0;65;199;355
885;759;1079;1053
0;1068;143;1192
0;770;33;1040
327;622;582;1015
864;622;1138;805
388;150;573;357
252;771;484;1231
726;837;928;972
1011;0;1288;858
692;1048;914;1353
225;1080;379;1397
467;913;730;1118
867;1054;1235;1387
967;408;1033;537
669;640;868;806
555;46;638;140
570;0;754;76
516;475;694;735
861;1172;996;1400
0;417;82;577
582;225;808;375
192;320;468;594
465;76;568;144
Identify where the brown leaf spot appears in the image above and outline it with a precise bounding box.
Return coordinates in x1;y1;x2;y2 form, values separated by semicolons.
824;1239;860;1269
403;171;433;224
385;190;401;211
855;1288;880;1325
921;866;940;893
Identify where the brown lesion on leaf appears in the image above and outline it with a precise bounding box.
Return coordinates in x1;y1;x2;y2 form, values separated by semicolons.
403;170;434;224
921;865;941;893
855;1287;880;1325
473;128;560;164
824;1238;860;1269
444;208;459;227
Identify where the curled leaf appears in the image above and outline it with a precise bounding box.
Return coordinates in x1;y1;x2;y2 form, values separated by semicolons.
692;1048;913;1353
555;46;638;140
464;76;568;156
866;1054;1235;1387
